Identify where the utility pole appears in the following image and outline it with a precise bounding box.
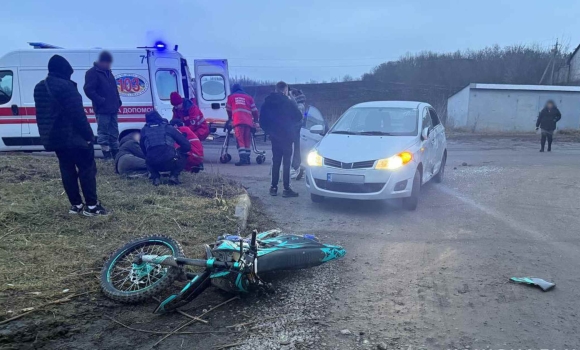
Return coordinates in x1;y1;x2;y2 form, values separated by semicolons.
540;39;559;85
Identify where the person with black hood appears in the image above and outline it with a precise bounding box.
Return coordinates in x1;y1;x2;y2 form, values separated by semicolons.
536;100;562;152
34;54;108;216
140;111;191;186
115;132;147;176
83;51;122;161
259;81;303;197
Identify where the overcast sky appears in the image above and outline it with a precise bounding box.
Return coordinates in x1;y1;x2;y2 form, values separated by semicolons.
2;0;579;83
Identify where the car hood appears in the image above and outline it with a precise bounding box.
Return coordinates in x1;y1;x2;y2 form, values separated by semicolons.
317;134;418;163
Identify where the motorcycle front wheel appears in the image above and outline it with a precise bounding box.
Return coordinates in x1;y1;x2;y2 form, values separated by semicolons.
100;235;184;303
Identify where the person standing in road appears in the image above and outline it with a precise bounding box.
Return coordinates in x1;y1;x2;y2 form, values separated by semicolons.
259;81;303;197
226;84;260;166
536;100;562;152
289;88;306;180
34;55;108;216
83;51;122;161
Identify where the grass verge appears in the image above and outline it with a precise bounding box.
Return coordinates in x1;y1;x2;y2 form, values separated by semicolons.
0;154;245;317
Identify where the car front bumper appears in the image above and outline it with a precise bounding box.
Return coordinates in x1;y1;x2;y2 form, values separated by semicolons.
305;163;416;200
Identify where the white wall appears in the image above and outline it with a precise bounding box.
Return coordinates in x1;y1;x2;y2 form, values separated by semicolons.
446;85;470;128
466;89;580;132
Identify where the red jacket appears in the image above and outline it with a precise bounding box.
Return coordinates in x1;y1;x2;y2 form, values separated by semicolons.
172;99;210;141
175;126;204;170
226;93;259;127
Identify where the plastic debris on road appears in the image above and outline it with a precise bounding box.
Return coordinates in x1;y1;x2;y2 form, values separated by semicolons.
510;277;555;291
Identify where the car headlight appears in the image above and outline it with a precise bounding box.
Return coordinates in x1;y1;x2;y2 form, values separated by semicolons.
307;150;323;167
375;152;413;170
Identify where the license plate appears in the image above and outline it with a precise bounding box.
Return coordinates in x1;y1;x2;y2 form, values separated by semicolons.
327;173;365;184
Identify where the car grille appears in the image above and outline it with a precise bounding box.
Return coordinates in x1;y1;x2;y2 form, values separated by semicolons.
314;180;385;193
323;158;376;169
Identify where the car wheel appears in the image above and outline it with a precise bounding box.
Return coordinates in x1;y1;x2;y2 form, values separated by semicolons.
402;170;421;211
434;152;446;183
311;194;325;203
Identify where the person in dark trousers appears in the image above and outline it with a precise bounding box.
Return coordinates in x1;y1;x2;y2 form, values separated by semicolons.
140;111;191;186
536;100;562;152
115;132;147;176
84;51;122;161
34;55;108;216
259;81;303;197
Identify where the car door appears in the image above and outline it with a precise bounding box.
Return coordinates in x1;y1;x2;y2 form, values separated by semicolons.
147;52;183;120
0;69;22;150
428;107;445;173
300;106;325;165
420;107;435;181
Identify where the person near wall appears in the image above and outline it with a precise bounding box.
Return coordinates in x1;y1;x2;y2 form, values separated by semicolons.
535;100;562;152
83;51;122;161
226;84;260;166
288;88;306;180
140;111;191;186
115;132;148;176
170;92;210;141
259;81;303;197
170;119;204;172
34;54;108;216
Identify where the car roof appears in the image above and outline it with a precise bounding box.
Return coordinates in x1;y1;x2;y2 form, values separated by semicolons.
351;101;427;109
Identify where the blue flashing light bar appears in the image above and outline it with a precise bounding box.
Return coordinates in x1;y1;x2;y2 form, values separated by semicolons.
28;42;63;49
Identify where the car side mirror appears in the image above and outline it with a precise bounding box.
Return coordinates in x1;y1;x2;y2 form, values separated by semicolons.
421;127;429;140
310;125;324;135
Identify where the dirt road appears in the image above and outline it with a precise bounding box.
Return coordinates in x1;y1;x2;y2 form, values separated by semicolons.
205;136;580;349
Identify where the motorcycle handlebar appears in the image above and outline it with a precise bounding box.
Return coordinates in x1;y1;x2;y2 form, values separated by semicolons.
250;230;257;250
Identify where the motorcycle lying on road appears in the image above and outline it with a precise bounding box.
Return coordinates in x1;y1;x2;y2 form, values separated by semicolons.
100;229;346;313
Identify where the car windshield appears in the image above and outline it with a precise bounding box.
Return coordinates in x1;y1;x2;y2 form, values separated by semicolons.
330;107;418;136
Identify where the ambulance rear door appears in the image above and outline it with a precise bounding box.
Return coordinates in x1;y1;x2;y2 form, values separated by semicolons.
147;50;184;120
0;68;23;150
193;59;230;127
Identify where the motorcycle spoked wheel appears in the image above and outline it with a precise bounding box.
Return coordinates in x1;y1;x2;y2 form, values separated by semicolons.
100;235;184;303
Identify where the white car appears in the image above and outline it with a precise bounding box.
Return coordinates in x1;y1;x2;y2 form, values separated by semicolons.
305;101;447;210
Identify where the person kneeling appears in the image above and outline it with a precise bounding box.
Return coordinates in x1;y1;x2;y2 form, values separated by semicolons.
170;119;204;173
115;132;148;177
140;111;191;186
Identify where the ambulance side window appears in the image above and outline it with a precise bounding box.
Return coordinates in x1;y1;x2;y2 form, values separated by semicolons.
200;75;226;101
0;71;13;105
155;70;178;101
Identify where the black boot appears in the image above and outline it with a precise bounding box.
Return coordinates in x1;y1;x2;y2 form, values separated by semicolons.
111;149;119;159
169;175;181;185
102;150;113;161
235;155;250;166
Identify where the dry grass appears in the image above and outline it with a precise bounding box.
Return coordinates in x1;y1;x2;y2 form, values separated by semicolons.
0;154;245;316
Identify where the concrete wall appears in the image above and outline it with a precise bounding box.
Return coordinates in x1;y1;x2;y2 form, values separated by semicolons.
466;89;580;132
446;85;470;128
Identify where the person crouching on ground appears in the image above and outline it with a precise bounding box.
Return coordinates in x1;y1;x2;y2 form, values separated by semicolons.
536;100;562;152
259;81;303;198
170;92;210;141
170;119;204;173
34;54;108;216
115;132;147;176
226;84;260;166
140;111;191;186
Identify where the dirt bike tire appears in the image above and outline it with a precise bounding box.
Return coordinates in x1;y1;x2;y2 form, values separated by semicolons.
100;235;184;304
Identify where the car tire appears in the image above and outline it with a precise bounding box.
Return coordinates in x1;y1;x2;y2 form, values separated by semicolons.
433;152;446;183
402;170;421;211
311;194;325;203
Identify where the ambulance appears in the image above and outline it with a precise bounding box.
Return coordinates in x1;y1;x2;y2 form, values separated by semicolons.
0;42;230;151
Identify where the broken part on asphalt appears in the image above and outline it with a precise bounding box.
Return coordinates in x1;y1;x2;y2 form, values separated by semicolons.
510;277;555;291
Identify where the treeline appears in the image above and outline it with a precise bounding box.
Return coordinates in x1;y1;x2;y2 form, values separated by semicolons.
229;75;275;87
362;44;567;88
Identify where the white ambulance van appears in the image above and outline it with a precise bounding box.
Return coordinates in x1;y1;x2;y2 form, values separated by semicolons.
0;43;230;151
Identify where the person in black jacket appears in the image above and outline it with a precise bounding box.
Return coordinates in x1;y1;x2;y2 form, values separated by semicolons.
115;132;147;176
140;111;191;186
259;81;303;197
83;51;122;160
34;54;108;216
536;100;562;152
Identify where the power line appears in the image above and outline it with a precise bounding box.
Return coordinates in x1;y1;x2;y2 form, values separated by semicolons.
229;64;377;68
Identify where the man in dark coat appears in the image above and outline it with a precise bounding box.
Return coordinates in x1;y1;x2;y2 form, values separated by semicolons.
536;100;562;152
140;111;191;186
83;51;122;160
259;81;303;197
115;132;147;176
34;54;108;216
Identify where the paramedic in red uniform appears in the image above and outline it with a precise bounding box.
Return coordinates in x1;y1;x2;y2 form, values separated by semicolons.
170;119;204;172
226;84;259;166
169;92;210;141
